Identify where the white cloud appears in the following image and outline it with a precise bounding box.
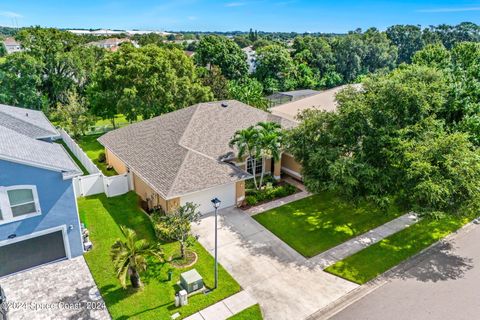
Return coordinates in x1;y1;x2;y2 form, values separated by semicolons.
188;16;197;20
0;11;23;18
225;2;246;7
417;7;480;13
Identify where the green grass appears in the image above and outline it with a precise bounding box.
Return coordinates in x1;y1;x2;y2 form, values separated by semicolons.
55;140;89;175
78;192;241;320
325;214;474;284
227;304;263;320
253;192;403;257
76;134;117;176
94;114;132;127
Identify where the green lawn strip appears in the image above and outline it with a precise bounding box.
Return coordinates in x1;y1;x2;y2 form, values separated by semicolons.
324;214;474;284
55;140;89;175
78;192;241;320
94;114;131;127
253;192;403;257
227;304;263;320
76;134;117;176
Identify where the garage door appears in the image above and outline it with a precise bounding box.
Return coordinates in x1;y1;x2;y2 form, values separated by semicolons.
180;183;236;214
0;231;67;277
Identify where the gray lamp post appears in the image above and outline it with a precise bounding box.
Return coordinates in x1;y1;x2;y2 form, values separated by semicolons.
211;197;221;290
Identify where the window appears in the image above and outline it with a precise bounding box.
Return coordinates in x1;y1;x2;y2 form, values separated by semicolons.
246;157;263;175
0;186;41;224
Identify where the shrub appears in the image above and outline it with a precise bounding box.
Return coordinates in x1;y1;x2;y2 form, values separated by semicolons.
98;152;106;163
150;209;175;242
246;195;258;206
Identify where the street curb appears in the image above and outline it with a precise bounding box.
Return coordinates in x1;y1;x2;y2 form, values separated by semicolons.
306;219;479;320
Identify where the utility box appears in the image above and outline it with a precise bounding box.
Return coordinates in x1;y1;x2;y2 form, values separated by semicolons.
180;269;204;293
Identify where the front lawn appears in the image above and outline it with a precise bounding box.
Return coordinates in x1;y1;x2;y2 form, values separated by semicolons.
78;192;241;319
76;134;117;176
253;192;403;257
227;304;263;320
325;213;474;284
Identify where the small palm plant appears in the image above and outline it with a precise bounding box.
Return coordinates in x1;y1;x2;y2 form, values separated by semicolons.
111;226;163;289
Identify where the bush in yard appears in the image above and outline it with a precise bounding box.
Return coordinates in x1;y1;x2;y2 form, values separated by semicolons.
97;152;106;163
246;195;258;206
151;209;175;242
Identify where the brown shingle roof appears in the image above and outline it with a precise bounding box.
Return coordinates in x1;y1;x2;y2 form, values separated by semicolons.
98;100;296;199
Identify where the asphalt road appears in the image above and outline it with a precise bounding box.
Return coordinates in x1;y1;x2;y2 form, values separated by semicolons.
330;223;480;320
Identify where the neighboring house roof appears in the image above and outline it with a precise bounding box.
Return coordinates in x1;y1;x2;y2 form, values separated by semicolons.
271;89;321;100
0;126;81;178
270;84;363;121
0;104;60;139
98;100;296;199
3;37;20;46
0;104;81;178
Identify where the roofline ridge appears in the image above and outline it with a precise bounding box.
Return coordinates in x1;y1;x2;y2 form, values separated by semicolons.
0;107;59;137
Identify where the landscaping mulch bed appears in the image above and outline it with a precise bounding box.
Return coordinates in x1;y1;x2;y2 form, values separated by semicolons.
169;250;198;268
240;181;301;210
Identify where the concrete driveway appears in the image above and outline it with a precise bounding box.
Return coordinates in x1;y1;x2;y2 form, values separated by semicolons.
328;223;480;320
0;257;110;320
192;207;358;320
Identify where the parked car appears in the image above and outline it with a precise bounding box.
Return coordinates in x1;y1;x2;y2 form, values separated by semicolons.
0;285;7;320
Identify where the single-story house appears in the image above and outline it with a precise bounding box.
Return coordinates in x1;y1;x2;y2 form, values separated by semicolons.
0;104;84;277
270;84;363;121
98;100;302;214
2;37;22;55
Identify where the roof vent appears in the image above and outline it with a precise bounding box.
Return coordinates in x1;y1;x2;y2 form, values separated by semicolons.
221;103;228;108
25;112;28;117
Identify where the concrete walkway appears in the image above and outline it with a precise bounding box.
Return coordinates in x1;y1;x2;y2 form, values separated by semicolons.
309;213;419;269
192;207;358;320
184;290;256;320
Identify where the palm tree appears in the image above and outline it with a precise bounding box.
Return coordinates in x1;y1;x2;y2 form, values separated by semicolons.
229;126;261;189
111;226;163;289
257;122;284;188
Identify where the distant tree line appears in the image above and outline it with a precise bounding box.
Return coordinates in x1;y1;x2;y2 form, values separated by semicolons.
0;23;479;134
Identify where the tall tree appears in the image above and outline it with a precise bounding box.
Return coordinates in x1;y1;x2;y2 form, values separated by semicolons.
362;28;398;72
332;33;366;82
199;66;231;100
195;35;248;79
228;78;267;110
288;65;452;211
51;91;94;138
88;44;213;123
16;27;100;107
386;25;424;64
255;44;296;92
0;52;47;110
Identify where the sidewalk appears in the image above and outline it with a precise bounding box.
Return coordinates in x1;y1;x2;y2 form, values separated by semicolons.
309;213;419;268
183;290;257;320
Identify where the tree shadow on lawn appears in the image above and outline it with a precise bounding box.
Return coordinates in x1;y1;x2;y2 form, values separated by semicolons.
391;241;473;283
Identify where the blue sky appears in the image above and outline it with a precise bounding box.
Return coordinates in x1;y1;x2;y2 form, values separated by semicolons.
0;0;479;32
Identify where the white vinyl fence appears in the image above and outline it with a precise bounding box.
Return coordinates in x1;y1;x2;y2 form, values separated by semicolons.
60;129;100;174
60;129;131;198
